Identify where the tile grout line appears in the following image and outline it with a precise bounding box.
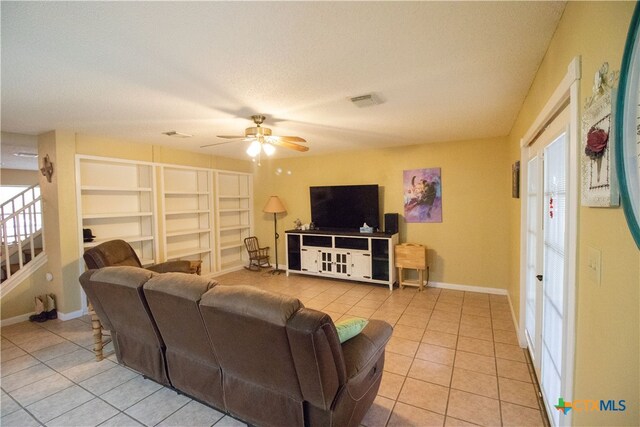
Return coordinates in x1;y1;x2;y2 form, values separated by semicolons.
383;285;428;427
4;326;168;427
441;289;464;425
490;297;505;427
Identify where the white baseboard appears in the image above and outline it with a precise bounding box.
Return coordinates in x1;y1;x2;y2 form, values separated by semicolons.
58;309;84;321
0;312;34;327
428;281;508;295
205;263;286;278
205;264;245;278
508;293;527;348
1;308;84;327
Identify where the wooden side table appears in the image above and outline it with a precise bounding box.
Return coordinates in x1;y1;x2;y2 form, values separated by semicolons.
394;243;427;291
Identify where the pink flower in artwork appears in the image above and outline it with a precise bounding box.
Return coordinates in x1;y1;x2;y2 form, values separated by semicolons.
585;126;608;160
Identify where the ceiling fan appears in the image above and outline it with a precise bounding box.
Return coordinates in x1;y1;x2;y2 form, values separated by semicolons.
200;115;309;159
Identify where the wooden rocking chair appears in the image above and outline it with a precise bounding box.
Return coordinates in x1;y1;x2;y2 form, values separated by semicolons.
244;236;271;271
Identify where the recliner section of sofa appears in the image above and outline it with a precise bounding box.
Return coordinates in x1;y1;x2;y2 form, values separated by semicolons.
143;272;224;409
199;285;308;427
79;266;393;427
79;266;170;386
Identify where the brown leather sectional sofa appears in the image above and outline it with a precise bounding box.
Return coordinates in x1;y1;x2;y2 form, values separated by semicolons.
79;266;393;427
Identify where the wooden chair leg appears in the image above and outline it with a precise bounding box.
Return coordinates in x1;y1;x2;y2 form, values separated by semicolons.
89;302;104;361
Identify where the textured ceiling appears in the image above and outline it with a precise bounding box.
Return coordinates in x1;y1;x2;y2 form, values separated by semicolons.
1;1;565;168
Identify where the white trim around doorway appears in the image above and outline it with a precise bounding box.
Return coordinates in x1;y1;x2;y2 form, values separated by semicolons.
518;56;581;427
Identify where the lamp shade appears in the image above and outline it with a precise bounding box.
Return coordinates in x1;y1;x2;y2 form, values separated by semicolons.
263;196;287;214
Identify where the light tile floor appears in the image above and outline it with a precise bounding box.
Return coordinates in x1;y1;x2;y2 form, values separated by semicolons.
1;269;549;427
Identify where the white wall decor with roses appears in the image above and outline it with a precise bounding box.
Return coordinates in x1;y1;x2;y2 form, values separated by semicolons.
581;62;620;207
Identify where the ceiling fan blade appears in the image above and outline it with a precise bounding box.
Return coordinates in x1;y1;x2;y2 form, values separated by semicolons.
200;140;243;148
276;136;307;143
272;139;309;152
217;135;245;139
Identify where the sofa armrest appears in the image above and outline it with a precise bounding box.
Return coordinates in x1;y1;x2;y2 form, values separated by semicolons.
341;320;392;380
146;260;193;274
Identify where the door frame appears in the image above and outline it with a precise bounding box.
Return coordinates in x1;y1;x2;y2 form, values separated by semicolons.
518;56;581;426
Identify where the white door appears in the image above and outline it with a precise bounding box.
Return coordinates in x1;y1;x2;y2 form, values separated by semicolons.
540;132;567;427
524;107;570;426
524;155;543;368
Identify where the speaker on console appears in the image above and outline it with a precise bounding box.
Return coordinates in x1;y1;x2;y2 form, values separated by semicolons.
384;213;399;235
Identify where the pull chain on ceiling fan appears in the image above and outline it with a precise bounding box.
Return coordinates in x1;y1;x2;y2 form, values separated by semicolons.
201;115;309;163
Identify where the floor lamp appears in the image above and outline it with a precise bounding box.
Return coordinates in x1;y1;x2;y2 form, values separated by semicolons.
263;196;287;274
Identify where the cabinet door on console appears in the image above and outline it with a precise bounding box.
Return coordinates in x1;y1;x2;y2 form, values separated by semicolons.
300;248;319;273
350;253;371;279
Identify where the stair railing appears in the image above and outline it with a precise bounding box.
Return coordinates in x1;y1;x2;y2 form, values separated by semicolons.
1;184;44;281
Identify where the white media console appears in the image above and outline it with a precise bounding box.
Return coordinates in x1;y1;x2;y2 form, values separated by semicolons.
285;230;398;290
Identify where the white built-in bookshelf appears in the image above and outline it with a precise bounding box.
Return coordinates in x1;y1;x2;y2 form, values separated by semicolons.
215;171;253;272
76;156;158;266
76;155;253;276
160;165;213;273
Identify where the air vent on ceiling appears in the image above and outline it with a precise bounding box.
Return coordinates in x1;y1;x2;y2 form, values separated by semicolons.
349;93;382;108
162;131;192;138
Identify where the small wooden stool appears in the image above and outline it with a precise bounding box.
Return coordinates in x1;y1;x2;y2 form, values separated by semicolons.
394;243;427;291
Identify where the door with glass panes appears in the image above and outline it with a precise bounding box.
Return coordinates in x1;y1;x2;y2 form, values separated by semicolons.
524;106;570;426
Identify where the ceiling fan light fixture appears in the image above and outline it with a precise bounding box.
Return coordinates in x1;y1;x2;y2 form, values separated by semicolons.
246;126;271;138
246;140;261;157
262;143;275;156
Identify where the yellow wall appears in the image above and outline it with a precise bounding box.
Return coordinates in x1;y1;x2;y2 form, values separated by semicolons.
0;169;39;186
254;136;511;290
507;2;639;425
0;263;51;320
36;131;78;314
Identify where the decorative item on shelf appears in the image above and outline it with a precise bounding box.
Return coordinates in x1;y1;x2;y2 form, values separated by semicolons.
293;218;302;230
512;161;520;198
40;154;54;183
403;168;442;223
581;62;620;207
263;196;287;274
615;2;640;248
83;229;96;242
359;223;373;233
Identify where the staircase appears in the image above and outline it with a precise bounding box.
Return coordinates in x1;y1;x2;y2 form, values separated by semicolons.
1;184;46;296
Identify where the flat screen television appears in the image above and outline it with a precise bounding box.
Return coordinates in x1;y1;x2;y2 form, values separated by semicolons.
310;184;379;231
